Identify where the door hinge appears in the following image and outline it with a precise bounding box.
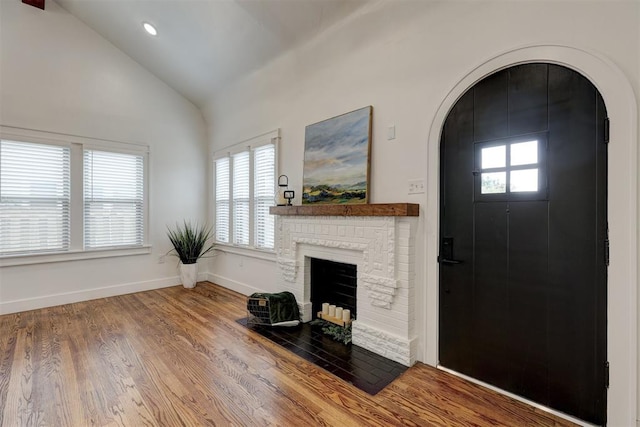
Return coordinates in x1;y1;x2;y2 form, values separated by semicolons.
605;226;610;267
604;118;610;143
605;361;610;389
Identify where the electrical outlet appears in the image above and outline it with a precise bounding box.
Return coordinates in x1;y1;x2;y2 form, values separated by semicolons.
408;179;425;194
158;255;166;264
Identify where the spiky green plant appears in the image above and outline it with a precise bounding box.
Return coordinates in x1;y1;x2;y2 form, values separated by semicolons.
167;221;215;264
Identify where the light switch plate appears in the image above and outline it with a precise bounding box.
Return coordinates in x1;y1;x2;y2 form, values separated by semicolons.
408;179;425;194
387;125;396;140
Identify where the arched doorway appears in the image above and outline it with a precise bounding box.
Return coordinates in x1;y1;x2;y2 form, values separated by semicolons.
424;45;637;426
438;63;606;424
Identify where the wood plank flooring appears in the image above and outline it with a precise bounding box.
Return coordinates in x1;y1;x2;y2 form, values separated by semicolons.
0;282;576;426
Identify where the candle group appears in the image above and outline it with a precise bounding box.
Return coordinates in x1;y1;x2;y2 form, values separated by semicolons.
321;302;351;321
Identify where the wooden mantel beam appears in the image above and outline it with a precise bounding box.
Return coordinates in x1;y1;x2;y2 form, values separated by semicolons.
269;203;419;217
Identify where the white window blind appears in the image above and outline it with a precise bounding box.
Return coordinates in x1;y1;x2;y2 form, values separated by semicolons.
254;144;275;249
213;130;277;251
84;150;144;249
0;140;70;255
232;151;250;245
215;157;230;243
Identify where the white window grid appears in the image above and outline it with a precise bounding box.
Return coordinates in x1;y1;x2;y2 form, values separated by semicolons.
0;126;149;262
213;129;278;251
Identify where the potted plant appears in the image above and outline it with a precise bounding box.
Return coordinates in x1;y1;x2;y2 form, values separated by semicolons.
167;221;215;289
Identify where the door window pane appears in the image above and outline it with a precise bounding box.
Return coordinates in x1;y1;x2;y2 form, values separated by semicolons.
481;172;506;194
510;168;538;192
511;140;538;166
481;145;506;169
476;135;544;200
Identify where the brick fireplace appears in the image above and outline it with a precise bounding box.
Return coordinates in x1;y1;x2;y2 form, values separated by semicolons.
270;204;419;366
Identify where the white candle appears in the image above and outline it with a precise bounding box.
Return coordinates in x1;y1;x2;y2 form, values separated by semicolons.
322;303;329;314
342;309;351;322
329;305;336;317
335;307;343;319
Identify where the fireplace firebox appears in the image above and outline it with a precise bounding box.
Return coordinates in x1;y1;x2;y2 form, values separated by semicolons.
310;258;357;320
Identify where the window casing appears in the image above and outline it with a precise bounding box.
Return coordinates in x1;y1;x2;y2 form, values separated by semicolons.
0;126;149;265
214;130;278;251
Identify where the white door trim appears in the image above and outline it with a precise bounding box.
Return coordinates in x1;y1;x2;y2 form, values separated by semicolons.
424;44;638;426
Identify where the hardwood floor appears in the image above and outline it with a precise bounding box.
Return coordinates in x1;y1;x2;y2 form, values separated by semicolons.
0;282;576;426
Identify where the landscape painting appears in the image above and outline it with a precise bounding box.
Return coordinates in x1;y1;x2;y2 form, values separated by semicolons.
302;106;372;205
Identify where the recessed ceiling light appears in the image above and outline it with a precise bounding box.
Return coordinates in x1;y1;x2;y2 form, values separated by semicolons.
142;22;157;36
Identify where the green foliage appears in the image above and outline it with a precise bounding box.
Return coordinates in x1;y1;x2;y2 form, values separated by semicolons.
167;221;215;264
309;318;352;344
303;184;366;204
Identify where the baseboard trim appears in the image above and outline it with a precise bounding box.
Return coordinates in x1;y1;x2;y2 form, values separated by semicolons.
205;272;262;296
0;274;209;315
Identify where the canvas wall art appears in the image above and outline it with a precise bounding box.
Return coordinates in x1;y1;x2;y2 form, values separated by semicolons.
302;106;372;205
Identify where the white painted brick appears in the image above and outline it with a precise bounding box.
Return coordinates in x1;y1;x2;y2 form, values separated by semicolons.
345;226;355;237
397;262;411;273
275;214;417;364
396;269;413;282
352;321;412;366
397;227;411;239
396;279;410;289
398;237;410;249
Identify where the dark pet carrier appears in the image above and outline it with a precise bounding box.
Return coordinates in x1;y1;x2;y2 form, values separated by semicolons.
247;291;300;326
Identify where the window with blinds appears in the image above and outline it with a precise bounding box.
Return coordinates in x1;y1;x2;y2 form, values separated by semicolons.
0;140;70;255
215;157;230;243
213;130;277;251
84;150;144;249
254;144;275;249
232;151;250;245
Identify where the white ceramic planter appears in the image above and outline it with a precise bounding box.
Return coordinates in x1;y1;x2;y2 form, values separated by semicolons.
179;262;198;289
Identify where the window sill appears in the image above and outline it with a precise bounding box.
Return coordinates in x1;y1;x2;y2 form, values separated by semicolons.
0;245;152;267
214;244;276;262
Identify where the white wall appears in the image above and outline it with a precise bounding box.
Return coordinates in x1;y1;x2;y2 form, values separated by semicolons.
0;0;208;312
203;1;639;425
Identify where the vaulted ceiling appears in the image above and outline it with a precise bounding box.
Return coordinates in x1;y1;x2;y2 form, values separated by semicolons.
55;0;370;108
